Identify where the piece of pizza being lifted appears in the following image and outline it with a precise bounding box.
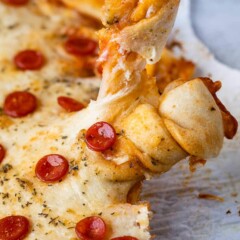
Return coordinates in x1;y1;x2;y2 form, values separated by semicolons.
0;0;238;239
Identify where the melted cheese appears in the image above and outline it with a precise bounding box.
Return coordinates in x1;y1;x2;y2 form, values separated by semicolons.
0;1;150;239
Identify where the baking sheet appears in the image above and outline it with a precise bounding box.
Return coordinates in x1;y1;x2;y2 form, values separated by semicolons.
143;0;240;239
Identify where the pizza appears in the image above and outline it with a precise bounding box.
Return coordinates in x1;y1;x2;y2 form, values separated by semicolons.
0;0;238;239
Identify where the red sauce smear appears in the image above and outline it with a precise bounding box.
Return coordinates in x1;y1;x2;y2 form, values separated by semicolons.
198;193;224;202
189;156;206;172
200;77;238;139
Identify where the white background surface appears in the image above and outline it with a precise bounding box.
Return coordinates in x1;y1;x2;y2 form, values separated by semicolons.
191;0;240;70
143;1;240;239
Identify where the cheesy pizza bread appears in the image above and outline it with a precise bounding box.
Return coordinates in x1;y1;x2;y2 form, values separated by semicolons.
0;0;238;240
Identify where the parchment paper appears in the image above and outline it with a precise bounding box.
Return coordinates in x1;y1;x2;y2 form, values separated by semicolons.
144;0;240;239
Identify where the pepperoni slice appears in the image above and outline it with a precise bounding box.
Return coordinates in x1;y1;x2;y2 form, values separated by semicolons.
75;216;106;240
0;144;6;164
111;237;139;240
3;91;37;118
2;0;29;6
35;154;69;183
57;96;85;112
85;122;116;152
14;50;45;70
64;37;98;56
0;216;30;240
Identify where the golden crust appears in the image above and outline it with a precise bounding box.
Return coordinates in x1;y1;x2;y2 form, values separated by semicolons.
122;103;187;172
159;79;224;158
113;0;180;63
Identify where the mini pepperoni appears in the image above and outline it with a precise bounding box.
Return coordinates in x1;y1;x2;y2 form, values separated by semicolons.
75;216;106;240
0;144;6;164
85;122;116;152
4;91;37;118
35;154;69;183
0;216;30;240
2;0;29;6
57;96;84;112
14;50;45;70
64;37;98;56
111;237;139;240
